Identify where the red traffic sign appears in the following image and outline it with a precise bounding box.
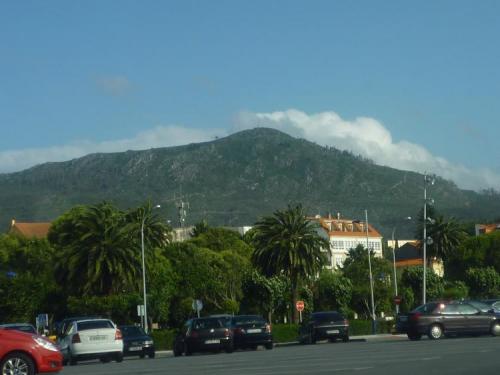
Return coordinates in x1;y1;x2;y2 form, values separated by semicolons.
296;300;305;312
393;296;402;305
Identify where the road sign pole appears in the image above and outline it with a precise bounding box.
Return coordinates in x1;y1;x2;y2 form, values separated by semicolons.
299;310;302;323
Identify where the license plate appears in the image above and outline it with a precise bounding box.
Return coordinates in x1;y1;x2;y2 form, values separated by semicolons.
247;329;261;333
327;330;340;334
89;335;107;341
204;339;220;344
129;346;142;351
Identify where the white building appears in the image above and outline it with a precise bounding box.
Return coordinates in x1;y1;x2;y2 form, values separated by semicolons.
310;214;384;269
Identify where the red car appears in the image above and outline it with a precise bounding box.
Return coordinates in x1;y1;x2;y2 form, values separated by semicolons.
0;328;62;374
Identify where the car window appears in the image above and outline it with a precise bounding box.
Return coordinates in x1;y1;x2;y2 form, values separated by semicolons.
467;301;491;312
77;320;114;331
458;304;479;315
120;326;145;336
312;312;344;322
192;318;223;330
414;303;438;314
441;304;460;315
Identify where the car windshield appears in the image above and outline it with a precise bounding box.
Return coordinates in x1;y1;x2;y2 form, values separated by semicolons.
312;312;344;323
192;318;223;330
77;320;114;331
120;326;146;336
234;316;266;325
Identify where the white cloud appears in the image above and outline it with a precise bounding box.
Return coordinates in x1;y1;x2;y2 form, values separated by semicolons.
234;109;500;191
0;125;225;173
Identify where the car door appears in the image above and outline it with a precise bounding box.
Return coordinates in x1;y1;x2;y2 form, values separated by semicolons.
439;304;464;333
459;303;490;333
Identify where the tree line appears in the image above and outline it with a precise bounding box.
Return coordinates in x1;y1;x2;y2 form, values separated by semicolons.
1;202;500;328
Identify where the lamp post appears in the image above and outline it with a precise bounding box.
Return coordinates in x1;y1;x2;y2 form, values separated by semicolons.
364;210;376;334
391;217;411;315
141;204;161;333
423;174;435;305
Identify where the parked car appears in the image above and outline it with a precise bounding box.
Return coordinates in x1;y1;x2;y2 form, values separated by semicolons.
119;325;155;358
0;327;63;374
173;317;233;356
55;316;101;339
58;318;123;365
396;301;500;340
0;322;37;334
230;315;273;350
299;311;349;344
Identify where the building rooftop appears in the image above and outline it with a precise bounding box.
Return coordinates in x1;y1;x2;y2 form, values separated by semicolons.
9;220;52;239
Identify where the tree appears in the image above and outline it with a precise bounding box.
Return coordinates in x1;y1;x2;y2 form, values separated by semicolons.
190;220;209;237
465;267;500;299
52;202;141;296
426;216;467;261
314;270;352;315
251;204;330;322
400;266;444;305
342;245;392;318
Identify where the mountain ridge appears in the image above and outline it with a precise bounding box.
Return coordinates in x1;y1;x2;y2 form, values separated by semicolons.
1;127;498;237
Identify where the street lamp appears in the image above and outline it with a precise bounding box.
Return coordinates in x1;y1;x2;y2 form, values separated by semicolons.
391;217;412;315
141;204;161;333
423;174;435;305
364;210;376;335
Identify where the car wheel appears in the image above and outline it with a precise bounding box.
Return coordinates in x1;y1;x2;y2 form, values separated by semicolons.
342;335;349;343
490;321;500;336
310;334;317;344
407;333;422;341
148;351;155;359
100;356;111;363
328;337;337;343
115;352;124;363
184;343;192;356
173;342;183;357
428;324;443;340
265;342;274;350
225;342;234;354
1;352;35;375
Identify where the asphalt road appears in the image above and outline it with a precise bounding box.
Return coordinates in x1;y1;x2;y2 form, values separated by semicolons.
59;336;500;375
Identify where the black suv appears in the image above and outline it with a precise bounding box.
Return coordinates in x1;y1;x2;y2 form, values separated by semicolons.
396;301;500;340
299;311;349;344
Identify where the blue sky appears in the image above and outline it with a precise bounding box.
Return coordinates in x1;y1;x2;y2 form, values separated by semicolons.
1;0;499;190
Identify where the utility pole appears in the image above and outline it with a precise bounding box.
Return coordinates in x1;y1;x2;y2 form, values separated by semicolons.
365;210;376;335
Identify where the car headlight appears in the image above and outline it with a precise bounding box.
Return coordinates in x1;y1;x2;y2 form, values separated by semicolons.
144;340;154;345
34;336;60;352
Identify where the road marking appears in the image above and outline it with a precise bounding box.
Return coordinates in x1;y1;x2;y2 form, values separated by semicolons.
421;356;441;361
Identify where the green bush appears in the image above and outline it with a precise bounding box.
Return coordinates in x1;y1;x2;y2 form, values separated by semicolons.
150;329;177;350
272;324;299;343
349;319;393;335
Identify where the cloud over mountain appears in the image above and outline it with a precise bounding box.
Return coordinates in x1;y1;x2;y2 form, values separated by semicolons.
234;109;500;191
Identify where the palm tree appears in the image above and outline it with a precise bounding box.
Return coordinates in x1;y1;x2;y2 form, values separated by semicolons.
125;202;171;249
427;215;467;261
251;204;329;322
55;202;141;296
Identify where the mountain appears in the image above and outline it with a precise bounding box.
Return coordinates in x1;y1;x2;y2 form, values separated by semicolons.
1;128;499;237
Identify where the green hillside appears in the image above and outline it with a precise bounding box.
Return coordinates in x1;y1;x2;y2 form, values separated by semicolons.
1;128;498;237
